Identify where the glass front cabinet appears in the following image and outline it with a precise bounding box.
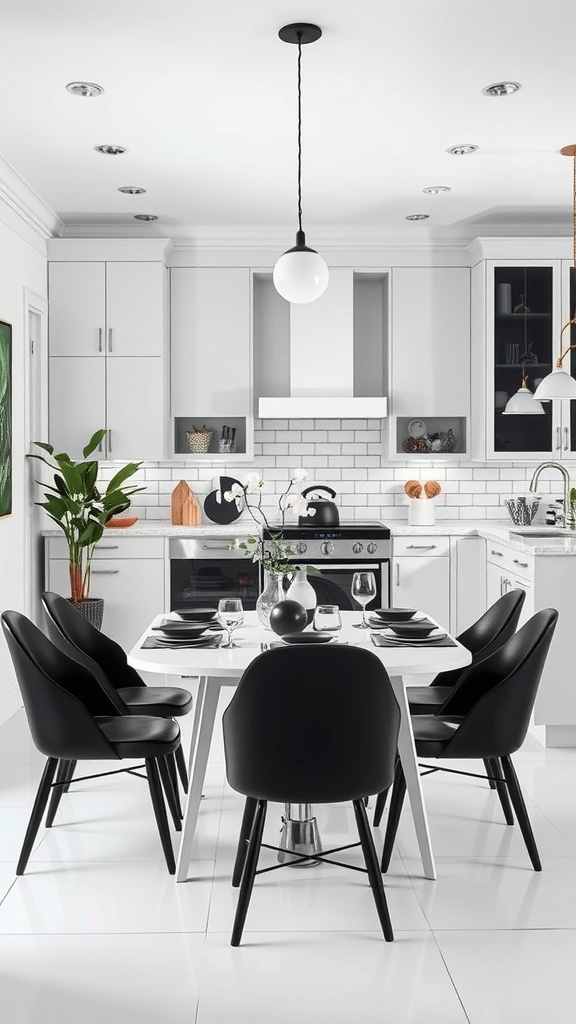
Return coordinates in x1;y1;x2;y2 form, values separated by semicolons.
472;257;576;460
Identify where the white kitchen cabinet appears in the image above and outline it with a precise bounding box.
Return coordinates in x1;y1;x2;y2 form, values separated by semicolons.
392;536;450;630
48;258;169;460
389;267;470;459
170;267;252;458
46;536;166;652
49;261;166;357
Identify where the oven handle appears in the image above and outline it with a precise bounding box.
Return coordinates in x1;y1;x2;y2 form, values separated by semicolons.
287;563;382;571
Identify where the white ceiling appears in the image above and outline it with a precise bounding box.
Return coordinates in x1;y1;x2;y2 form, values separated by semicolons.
2;0;576;242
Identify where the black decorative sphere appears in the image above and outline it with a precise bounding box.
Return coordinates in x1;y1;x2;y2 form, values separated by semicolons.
269;599;307;636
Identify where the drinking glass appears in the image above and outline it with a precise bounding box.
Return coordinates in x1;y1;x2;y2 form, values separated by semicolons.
217;598;244;648
351;572;377;628
313;604;342;633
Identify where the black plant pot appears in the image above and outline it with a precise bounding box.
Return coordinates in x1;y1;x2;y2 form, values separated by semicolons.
67;598;104;630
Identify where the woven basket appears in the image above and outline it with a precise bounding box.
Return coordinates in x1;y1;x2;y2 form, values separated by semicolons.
186;426;214;453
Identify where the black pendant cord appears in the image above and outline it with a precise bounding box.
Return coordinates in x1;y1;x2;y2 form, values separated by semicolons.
296;33;303;235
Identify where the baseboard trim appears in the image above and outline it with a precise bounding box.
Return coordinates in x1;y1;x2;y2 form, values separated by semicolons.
545;725;576;748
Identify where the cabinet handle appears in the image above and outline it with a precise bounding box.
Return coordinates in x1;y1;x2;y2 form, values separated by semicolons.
395;563;400;586
564;426;569;451
491;550;503;557
96;545;119;550
98;437;103;453
556;426;562;450
98;327;103;353
202;543;233;550
108;327;113;352
513;559;529;568
406;544;437;550
91;569;119;575
108;429;112;453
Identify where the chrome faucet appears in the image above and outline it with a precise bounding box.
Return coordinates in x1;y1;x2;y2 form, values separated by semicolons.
529;462;574;529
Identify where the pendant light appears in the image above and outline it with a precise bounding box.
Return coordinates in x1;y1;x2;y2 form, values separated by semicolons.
534;144;576;400
273;23;329;304
502;370;545;414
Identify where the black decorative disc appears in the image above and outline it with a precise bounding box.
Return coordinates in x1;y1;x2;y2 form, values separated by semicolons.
278;23;322;45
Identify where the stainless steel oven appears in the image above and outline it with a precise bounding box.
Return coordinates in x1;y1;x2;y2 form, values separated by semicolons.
262;523;392;610
169;537;260;611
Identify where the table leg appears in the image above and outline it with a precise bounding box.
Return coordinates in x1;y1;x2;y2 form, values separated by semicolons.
176;679;222;882
389;674;436;880
187;676;207;777
278;803;323;866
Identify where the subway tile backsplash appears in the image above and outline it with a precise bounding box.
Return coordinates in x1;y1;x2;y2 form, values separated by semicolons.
99;419;573;525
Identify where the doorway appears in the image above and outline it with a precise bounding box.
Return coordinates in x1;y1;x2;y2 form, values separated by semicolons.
23;290;47;623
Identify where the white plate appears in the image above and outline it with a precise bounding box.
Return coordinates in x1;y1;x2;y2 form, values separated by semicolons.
408;418;427;438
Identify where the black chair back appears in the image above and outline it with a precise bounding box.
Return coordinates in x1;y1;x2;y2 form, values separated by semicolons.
42;592;142;702
223;645;400;804
433;588;526;691
1;611;119;760
441;608;558;758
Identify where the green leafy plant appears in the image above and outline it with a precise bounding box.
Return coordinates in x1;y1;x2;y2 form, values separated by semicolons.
28;429;144;603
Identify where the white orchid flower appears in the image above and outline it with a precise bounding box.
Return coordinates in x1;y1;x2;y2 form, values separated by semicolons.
244;472;264;493
292;468;309;483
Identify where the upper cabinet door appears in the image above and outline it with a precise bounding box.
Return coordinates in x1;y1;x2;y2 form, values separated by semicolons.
49;262;105;357
106;357;166;460
171;268;251;417
391;267;470;417
105;262;166;357
49;357;106;457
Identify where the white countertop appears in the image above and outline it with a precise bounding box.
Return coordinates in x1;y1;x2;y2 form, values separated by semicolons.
42;522;255;538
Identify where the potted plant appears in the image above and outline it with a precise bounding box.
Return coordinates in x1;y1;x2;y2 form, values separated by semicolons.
28;428;144;626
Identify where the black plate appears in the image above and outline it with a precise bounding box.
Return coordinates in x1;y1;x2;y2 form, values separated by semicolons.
152;623;209;638
203;477;243;525
173;607;217;621
388;622;437;637
372;608;419;621
281;633;334;645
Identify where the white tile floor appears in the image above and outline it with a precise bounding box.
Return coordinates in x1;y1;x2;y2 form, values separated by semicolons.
1;691;576;1023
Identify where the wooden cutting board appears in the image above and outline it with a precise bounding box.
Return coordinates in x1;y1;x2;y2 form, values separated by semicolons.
171;480;201;526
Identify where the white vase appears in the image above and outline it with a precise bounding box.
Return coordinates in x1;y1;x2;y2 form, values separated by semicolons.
286;569;317;625
408;498;436;526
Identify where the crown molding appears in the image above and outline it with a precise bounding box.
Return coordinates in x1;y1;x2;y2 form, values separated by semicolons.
0;153;63;244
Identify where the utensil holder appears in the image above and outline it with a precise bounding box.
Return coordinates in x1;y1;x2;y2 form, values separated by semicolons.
504;496;540;525
408;498;436;526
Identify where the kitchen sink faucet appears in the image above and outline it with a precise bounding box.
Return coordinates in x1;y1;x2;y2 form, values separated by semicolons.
529;462;574;529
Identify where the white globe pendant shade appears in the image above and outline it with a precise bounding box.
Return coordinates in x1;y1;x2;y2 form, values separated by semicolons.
502;385;545;415
533;368;576;401
273;240;329;304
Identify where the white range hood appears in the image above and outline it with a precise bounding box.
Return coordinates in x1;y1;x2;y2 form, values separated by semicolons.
258;268;388;419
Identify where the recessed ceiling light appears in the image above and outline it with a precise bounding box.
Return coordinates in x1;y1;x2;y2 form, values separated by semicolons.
66;81;104;97
134;214;158;222
118;186;147;195
446;144;478;156
482;81;521;97
405;214;429;221
94;144;127;156
422;186;451;195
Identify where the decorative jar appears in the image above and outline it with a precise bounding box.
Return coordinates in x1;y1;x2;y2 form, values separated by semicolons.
256;571;285;629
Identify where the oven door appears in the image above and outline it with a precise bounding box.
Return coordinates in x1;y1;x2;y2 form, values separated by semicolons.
285;561;390;611
169;539;260;611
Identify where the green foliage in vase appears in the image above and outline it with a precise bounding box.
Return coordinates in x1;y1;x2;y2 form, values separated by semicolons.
28;429;145;602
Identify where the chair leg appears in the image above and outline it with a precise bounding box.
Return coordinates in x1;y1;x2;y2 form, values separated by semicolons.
174;740;189;793
17;757;58;875
373;787;390;828
484;758;497;790
166;753;183;818
45;759;74;827
62;759;77;793
232;796;258;888
490;758;514;826
231;800;267;947
381;759;407;873
157;755;182;832
145;758;176;874
353;799;394;941
501;755;541;871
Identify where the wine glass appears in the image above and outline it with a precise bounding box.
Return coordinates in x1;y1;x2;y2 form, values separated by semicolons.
351;572;377;628
217;598;244;648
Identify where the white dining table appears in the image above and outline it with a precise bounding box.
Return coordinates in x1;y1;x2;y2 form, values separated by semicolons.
128;611;471;883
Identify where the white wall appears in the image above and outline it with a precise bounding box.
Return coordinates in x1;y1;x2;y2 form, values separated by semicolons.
0;216;47;725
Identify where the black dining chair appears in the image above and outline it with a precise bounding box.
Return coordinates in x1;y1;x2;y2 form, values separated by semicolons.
222;644;401;946
380;608;558;874
1;610;182;875
41;592;193;795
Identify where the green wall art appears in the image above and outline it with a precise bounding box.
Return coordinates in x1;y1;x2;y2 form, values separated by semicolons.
0;320;12;518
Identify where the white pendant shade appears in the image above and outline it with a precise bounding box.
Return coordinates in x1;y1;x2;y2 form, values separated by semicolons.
273;248;330;304
502;386;545;415
533;369;576;400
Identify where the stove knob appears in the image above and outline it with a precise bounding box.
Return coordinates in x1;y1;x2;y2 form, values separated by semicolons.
296;542;308;555
352;542;364;554
320;541;335;556
367;543;378;554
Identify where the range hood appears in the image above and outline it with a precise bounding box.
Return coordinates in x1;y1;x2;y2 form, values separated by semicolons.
257;268;388;419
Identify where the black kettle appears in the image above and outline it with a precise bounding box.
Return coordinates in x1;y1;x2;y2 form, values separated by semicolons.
299;485;340;526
